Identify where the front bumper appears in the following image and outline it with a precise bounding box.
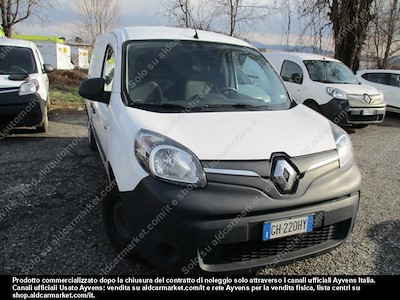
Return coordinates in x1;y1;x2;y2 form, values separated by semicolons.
0;90;46;128
386;105;400;114
121;163;361;273
320;98;385;125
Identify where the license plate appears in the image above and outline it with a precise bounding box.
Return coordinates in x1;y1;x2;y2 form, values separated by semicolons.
263;215;314;241
362;109;375;116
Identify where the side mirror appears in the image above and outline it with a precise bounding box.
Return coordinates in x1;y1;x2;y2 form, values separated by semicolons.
79;78;110;104
291;73;303;84
43;64;54;73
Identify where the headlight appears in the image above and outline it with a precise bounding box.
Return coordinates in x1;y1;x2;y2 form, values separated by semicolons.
326;87;348;100
135;130;207;187
330;123;353;172
19;80;39;96
378;91;385;103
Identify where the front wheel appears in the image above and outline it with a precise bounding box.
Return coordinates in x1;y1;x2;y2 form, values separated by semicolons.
304;101;321;113
36;108;48;133
102;187;141;260
353;124;369;129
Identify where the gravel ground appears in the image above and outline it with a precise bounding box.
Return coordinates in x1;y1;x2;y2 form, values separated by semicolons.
0;111;399;275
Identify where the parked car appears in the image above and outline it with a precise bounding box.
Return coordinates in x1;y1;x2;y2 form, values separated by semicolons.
80;26;361;273
0;38;53;133
264;52;386;128
356;69;400;113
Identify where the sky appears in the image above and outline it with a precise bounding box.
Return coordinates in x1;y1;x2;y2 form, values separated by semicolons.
13;0;296;46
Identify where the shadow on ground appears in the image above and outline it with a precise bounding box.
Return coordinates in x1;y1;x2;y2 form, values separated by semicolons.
368;219;400;275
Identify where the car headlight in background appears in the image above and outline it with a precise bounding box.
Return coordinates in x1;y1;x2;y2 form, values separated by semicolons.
326;87;348;100
19;80;39;96
330;123;354;172
378;91;385;103
135;130;207;187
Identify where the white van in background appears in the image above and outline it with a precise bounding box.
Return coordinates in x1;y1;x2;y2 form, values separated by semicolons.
264;52;386;128
356;69;400;113
0;38;54;133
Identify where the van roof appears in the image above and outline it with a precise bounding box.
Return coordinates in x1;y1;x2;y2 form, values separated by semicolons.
112;26;253;48
264;51;338;62
0;37;36;48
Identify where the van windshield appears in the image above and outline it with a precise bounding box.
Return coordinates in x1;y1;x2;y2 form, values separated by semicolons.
0;46;37;75
124;41;292;112
304;60;358;84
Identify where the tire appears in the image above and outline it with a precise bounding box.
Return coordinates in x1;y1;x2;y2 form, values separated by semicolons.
88;122;98;152
304;101;321;113
102;187;141;260
36;108;48;133
353;124;369;129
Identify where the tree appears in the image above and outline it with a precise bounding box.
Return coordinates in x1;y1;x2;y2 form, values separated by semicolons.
285;0;374;72
161;0;216;30
366;0;400;69
162;0;273;37
291;0;334;54
0;0;50;37
330;0;374;72
217;0;273;36
73;0;122;44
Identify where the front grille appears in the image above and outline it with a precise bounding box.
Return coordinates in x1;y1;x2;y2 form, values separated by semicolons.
348;94;382;105
201;219;351;265
348;114;384;122
0;87;19;94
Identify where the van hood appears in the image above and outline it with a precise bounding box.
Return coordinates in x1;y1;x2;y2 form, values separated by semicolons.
128;105;337;160
0;73;37;88
325;83;380;95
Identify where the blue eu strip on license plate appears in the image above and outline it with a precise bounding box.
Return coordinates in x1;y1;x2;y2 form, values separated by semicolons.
263;214;314;241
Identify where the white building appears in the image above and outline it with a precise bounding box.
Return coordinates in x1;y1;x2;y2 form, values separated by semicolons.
35;41;75;70
71;47;90;69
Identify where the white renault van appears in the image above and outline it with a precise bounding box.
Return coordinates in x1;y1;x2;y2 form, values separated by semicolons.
264;52;386;128
0;38;53;133
356;69;400;113
80;27;361;273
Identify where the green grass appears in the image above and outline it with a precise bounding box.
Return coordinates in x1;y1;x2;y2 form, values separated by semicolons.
49;87;85;110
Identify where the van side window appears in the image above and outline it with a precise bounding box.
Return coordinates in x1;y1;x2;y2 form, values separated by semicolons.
389;74;400;87
363;73;400;87
361;73;388;85
281;60;303;84
102;46;115;92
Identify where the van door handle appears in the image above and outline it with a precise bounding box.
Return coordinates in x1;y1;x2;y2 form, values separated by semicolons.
90;103;96;114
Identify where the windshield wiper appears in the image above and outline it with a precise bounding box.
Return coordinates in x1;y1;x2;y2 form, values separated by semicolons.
204;103;270;110
131;102;202;111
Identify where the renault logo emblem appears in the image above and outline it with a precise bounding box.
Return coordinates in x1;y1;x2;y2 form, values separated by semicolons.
364;94;372;104
272;159;298;193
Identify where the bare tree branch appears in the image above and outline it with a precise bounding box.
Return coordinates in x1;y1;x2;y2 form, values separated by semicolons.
365;0;400;69
281;0;373;72
161;0;217;31
70;0;122;44
162;0;274;37
0;0;51;37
